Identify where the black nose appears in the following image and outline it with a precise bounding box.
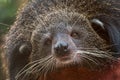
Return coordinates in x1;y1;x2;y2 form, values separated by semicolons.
54;41;69;57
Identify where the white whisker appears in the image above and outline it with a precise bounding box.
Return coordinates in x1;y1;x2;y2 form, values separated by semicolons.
15;55;54;80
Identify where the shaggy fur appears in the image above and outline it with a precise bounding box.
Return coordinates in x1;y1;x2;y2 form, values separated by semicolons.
4;0;120;80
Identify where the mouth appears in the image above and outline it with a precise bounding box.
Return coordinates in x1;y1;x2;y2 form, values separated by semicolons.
58;54;72;60
56;55;73;64
54;49;114;67
55;51;78;65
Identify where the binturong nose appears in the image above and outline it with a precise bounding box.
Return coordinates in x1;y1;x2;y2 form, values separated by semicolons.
54;41;70;57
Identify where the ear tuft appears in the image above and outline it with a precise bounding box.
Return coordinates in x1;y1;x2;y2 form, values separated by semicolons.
19;42;32;55
90;18;109;41
91;19;105;30
94;16;120;58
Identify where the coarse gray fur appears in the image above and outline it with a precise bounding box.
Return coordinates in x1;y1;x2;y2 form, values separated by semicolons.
4;0;120;80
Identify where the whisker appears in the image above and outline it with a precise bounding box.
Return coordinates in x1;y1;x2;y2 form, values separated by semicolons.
81;56;94;70
75;49;116;70
99;44;119;50
77;47;98;50
43;57;55;80
15;55;53;80
77;44;119;50
16;60;40;79
76;50;113;59
82;54;99;65
35;56;55;80
30;56;52;73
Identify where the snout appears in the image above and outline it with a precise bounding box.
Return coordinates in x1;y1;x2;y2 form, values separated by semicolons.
52;33;77;62
54;40;71;58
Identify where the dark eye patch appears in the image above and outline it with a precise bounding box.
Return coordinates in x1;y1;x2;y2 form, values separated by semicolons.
71;31;80;39
42;33;52;45
44;37;52;45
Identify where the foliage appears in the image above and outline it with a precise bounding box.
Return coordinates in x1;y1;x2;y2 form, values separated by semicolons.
0;0;18;35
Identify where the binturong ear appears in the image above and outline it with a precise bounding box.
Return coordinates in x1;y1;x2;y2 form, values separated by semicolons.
91;18;109;42
91;16;120;58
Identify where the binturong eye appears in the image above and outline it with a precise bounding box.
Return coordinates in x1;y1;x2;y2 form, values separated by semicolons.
71;31;79;39
91;18;109;41
44;33;52;45
44;38;52;45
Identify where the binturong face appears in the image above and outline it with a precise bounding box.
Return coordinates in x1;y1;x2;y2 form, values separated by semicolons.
16;11;114;80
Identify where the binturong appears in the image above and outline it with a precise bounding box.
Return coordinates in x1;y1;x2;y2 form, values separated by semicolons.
3;0;120;80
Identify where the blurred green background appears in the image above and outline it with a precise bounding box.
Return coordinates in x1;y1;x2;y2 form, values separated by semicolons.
0;0;27;79
0;0;24;39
